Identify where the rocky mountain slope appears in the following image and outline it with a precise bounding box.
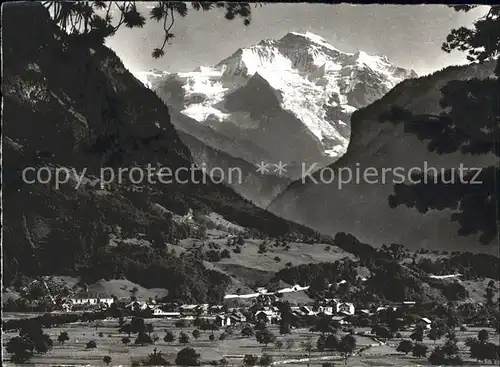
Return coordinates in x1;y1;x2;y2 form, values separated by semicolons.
2;2;326;301
268;61;498;254
175;129;292;208
139;32;416;205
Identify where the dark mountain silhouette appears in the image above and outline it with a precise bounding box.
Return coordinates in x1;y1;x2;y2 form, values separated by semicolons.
2;2;328;298
268;61;498;254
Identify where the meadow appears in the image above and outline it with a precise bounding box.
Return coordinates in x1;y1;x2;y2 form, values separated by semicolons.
3;314;498;366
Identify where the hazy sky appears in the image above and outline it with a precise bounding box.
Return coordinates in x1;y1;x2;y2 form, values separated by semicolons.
106;3;488;76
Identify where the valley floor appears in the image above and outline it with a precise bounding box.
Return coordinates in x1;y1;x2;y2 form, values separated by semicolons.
2;314;497;366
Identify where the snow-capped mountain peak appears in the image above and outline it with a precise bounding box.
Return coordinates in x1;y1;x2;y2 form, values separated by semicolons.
287;31;343;52
140;32;417;179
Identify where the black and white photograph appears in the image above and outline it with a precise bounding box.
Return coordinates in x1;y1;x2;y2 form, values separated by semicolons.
1;1;499;366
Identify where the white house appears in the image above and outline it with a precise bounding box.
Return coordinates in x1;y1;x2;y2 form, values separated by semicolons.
69;293;114;307
299;305;316;316
152;308;181;318
337;302;355;315
402;301;416;307
418;317;432;329
255;310;274;324
317;305;334;315
209;305;224;314
125;301;149;311
215;314;232;327
179;304;200;315
255;307;280;324
331;315;349;325
230;311;247;323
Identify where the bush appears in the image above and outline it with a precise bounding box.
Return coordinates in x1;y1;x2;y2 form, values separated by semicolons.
259;353;273;366
205;250;222;262
103;356;112;365
412;343;428;358
86;340;97;349
135;332;153;345
6;336;35;363
242;325;254;337
57;331;69;345
338;334;356;355
396;340;413;355
255;328;276;346
243;354;258;366
143;348;170;366
372;326;393;339
164;331;174;343
175;347;200;366
220;249;231;259
428;347;446;365
175;320;187;328
478;329;489;342
179;332;190;345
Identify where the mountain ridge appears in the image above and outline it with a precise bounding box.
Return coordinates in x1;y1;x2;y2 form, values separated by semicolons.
2;3;348;300
267;60;498;254
139;31;417;204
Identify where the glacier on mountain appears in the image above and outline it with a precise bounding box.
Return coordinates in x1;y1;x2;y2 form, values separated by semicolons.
136;32;417;178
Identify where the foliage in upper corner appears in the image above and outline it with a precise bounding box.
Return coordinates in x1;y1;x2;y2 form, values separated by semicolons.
443;6;500;75
42;1;258;58
376;6;500;247
378;79;499;245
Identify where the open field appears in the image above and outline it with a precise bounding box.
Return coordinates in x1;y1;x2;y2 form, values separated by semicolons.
178;229;369;292
3;315;498;366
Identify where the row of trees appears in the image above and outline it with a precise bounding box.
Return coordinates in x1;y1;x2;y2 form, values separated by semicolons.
6;321;54;363
397;328;499;365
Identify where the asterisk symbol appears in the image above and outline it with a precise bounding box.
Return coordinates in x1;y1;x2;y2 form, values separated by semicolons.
273;161;288;176
256;161;270;174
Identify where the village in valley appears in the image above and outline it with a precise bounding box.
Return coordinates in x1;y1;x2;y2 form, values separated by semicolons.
2;210;500;366
3;266;500;366
2;198;499;366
